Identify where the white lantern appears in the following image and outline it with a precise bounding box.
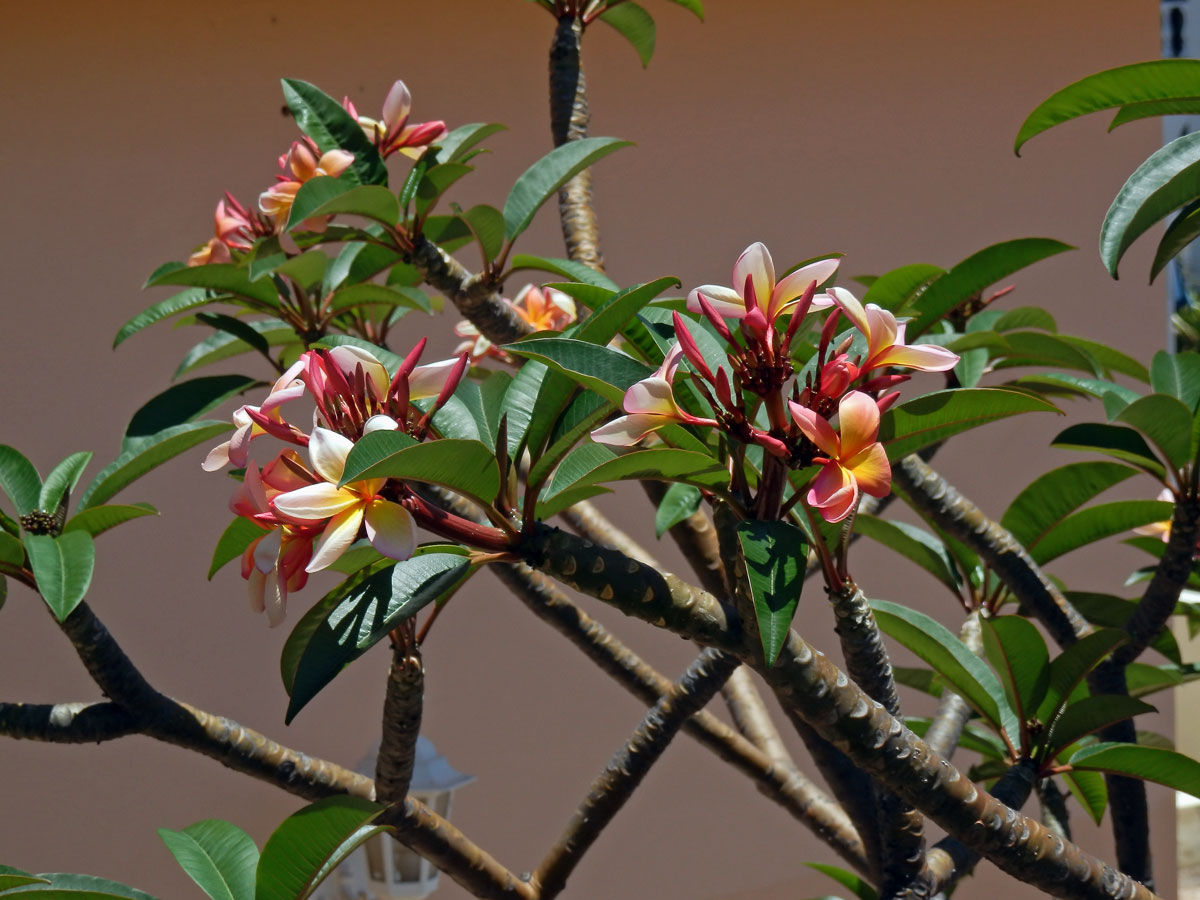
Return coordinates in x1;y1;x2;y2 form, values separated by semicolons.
325;737;474;900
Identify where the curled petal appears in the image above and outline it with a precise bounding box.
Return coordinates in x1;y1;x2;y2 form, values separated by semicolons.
687;285;746;319
307;506;365;572
788;402;841;458
365;499;417;561
591;413;670;446
202;439;233;472
732;243;775;315
272;482;359;520
408;358;460;400
262;571;287;627
364;414;400;433
330;345;389;398
863;305;899;361
808;464;858;523
870;342;960;373
624;377;680;417
317;149;355;177
382;79;413;128
308;427;354;485
828;286;869;338
845;441;892;498
252;528;283;574
835;391;881;459
770;257;839;318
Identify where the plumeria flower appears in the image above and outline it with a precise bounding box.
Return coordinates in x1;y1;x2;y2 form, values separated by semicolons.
455;285;577;361
271;427;417;572
345;79;447;160
202;362;308;472
188;194;266;266
687;242;836;327
826;287;959;373
789;391;891;523
1134;488;1176;543
259;138;355;228
592;345;716;446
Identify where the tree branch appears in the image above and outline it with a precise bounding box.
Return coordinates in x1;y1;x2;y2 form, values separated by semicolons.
375;636;424;805
524;523;1160;900
531;648;739;898
0;700;137;742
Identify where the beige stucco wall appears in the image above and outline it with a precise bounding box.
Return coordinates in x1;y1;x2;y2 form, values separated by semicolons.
0;2;1176;898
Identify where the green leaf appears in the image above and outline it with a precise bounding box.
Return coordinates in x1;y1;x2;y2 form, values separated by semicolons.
23;531;94;621
114;288;216;347
503;137;633;241
434;122;507;163
282;554;471;722
1111;97;1200;129
0;531;24;565
146;263;278;307
1043;696;1156;759
0;869;50;892
994;306;1059;332
736;520;808;666
1100;131;1200;278
255;796;387;900
414;163;473;217
281;78;387;186
341;435;500;508
1069;741;1200;799
802;864;877;900
509;254;620;291
1013;373;1140;409
1151;196;1200;281
954;347;988;388
654;483;702;538
37;452;90;515
1051;423;1165;478
1034;628;1127;725
312;335;405;373
175;319;299;378
460;204;506;260
193;313;271;359
500;360;549;457
528;392;614;489
0;873;160;900
1014;60;1200;153
505;337;653;404
1059;336;1149;382
1068;591;1180;664
1115;393;1194;469
573;277;681;346
208;517;268;580
907;239;1073;336
0;445;42;516
599;2;656;67
63;503;158;538
862;263;944;312
993;331;1103;376
79;421;232;509
980;616;1050;725
872;599;1018;740
1151;349;1200;412
538;448;726;518
273;250;328;289
325;283;430;316
124;375;258;444
878;388;1059;460
1031;499;1175;565
158;819;258;900
665;0;704;18
853;515;962;595
1063;767;1108;824
286;179;399;231
1001;461;1138;549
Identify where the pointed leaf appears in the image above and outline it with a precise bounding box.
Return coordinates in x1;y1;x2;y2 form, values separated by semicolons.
1115;393;1193;468
872;598;1019;740
1151;349;1200;412
573;277;681;346
1014;60;1200;153
63;503;158;539
23;531;94;621
124;375;259;444
736;520;807;666
175;319;299;378
803;863;878;900
36;452;90;516
538;448;726;518
461;204;506;260
434;122;507;163
506;337;654;404
158;819;258;900
665;0;704;19
981;616;1050;724
509;254;620;291
281;78;387;186
208;517;268;580
0;445;41;516
255;796;387;900
114;288;215;347
1001;461;1137;549
286;180;399;231
0;869;50;892
341;435;500;508
79;422;232;510
0;873;159;900
503;137;633;241
1051;423;1165;478
1044;696;1156;759
599;2;656;67
1069;741;1200;799
862;263;944;312
1035;628;1127;725
853;516;962;595
1063;767;1108;824
878;388;1059;461
147;263;278;307
1031;499;1175;565
655;483;702;538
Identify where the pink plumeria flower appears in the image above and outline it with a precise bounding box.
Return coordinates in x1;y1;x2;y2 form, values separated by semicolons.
346;79;447;160
188;194;262;266
687;242;836;327
591;345;715;446
270;427;417;572
789;391;891;523
202;362;308;472
826;287;959;373
259;138;355;228
455;285;577;361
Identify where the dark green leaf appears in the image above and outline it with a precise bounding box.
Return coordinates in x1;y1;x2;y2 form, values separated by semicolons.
125;376;258;445
509;253;620;291
325;242;403;291
1068;591;1180;664
147;263;278;307
573;277;681;346
503;138;633;241
537;448;726;518
654;483;702;538
1044;696;1156;759
255;796;387;900
0;445;42;516
803;863;878;900
208;517;268;580
341;435;500;508
1063;767;1108;824
1152;196;1200;281
79;422;232;509
1034;629;1127;725
286;179;399;230
879;388;1059;460
1058;336;1149;382
981;616;1050;724
24;531;95;621
114;288;215;347
0;869;50;892
1070;741;1200;799
1031;499;1175;565
892;667;943;698
0;873;159;900
664;0;704;19
281;78;387;186
194;313;271;359
1014;60;1200;153
1012;373;1140;409
37;452;91;515
1051;423;1165;478
599;2;656;67
434;122;507;163
736;520;807;666
862;263;944;312
1150;349;1200;412
1001;461;1138;549
158;819;258;900
326;283;430;315
994;306;1058;332
175;319;299;378
907;239;1073;336
853;515;961;595
414;163;473;217
460;204;506;260
872;599;1018;740
1115;393;1193;468
63;503;157;539
1111;97;1200;129
0;531;24;566
505;337;653;404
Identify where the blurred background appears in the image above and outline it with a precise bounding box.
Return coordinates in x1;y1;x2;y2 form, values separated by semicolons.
0;2;1177;897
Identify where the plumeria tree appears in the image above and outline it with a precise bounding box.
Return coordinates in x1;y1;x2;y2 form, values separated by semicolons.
7;6;1200;900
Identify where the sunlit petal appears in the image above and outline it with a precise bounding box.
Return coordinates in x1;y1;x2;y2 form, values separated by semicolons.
382;79;413;127
687;285;747;318
864;304;898;361
770;258;839;318
870;343;960;372
331;345;390;398
624;377;680;417
308;427;353;484
788;402;841;458
272;482;359;520
408;358;459;399
828;286;869;338
591;413;669;445
364;414;400;433
732;242;775;313
845;442;892;497
808;464;858;523
835;391;881;458
307;507;364;572
365;499;417;561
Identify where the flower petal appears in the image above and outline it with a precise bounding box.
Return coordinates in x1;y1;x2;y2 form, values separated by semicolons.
788;402;841;458
307;506;364;572
808;464;858;523
308;427;353;484
365;499;417;561
408;358;459;399
591;413;668;446
835;391;881;459
732;243;775;313
845;442;892;497
870;342;960;373
363;414;400;433
382;79;413;128
687;285;747;319
770;258;839;318
272;482;359;520
828;286;869;338
263;571;287;627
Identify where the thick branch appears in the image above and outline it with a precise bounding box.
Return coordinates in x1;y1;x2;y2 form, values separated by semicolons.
525;524;1159;900
532;648;738;898
410;236;531;346
549;13;605;271
492;560;868;873
376;639;424;805
0;700;137;742
893;455;1090;646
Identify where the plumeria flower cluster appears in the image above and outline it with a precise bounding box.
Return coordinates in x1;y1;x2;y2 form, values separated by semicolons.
205;343;470;625
593;242;959;523
455;284;577;362
343;79;447;160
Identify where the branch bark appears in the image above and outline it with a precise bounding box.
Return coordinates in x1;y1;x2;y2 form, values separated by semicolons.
375;636;424;805
0;700;137;742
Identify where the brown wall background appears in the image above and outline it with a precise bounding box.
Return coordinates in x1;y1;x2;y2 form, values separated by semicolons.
0;2;1175;898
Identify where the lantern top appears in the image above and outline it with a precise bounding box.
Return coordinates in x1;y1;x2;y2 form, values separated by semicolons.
355;737;475;793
